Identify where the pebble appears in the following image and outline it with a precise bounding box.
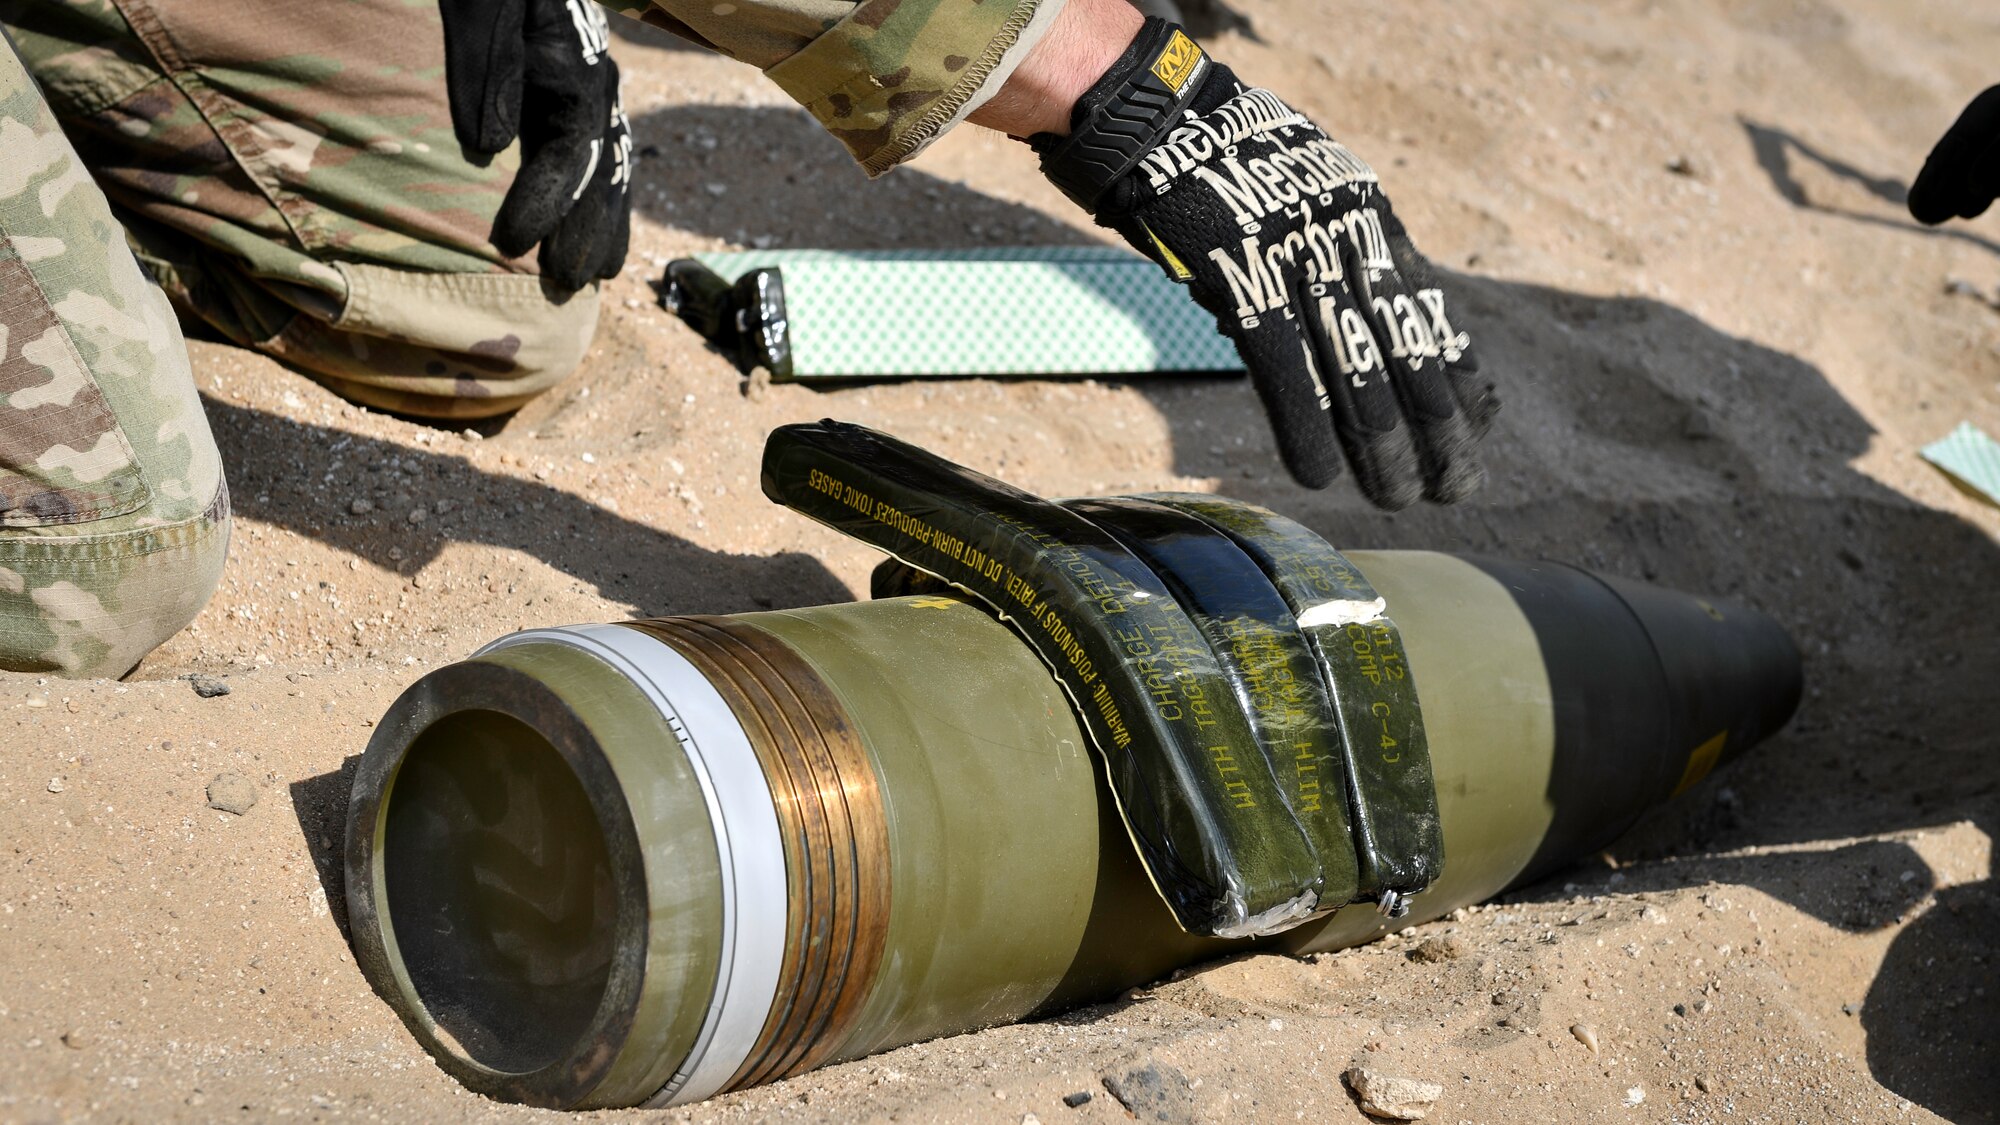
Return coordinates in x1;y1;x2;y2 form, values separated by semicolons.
207;773;259;816
1020;1115;1042;1125
1343;1067;1443;1121
60;1028;88;1050
1407;935;1468;963
1102;1063;1197;1125
349;497;374;515
459;428;482;442
1062;1091;1092;1108
187;674;231;699
1641;904;1668;924
1695;1075;1714;1094
46;777;64;794
407;507;427;525
1570;1023;1601;1054
1666;154;1701;178
1623;1085;1646;1107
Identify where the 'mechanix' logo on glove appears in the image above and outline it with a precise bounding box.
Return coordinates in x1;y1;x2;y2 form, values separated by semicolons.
1139;89;1374;211
1141;89;1468;381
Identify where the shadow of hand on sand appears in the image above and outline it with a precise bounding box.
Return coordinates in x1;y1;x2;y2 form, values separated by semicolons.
1740;118;2000;259
1163;268;1999;1117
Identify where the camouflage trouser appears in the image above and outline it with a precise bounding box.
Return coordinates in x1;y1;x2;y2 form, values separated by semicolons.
1;33;228;678
0;0;600;420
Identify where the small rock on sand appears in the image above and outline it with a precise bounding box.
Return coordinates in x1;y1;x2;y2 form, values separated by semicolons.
1062;1090;1092;1107
1571;1023;1602;1054
1407;935;1468;963
46;778;64;794
207;773;258;816
1102;1063;1196;1124
187;674;231;699
1343;1067;1443;1121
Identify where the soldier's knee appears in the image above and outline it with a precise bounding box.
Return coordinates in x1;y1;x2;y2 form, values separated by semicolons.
0;484;231;679
254;265;602;420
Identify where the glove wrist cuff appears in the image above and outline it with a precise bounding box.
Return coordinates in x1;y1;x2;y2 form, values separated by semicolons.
1033;18;1212;213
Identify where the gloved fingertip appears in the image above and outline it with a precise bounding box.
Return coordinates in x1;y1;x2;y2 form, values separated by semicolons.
534;209;583;287
492;198;566;262
588;200;632;283
536;238;592;293
1306;431;1415;511
491;224;541;263
1424;454;1486;505
1279;449;1343;491
1906;185;1953;225
492;138;596;256
1362;475;1423;512
1347;429;1425;511
1264;411;1346;490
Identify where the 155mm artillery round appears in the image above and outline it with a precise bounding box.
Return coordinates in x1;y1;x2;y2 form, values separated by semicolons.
343;548;1799;1109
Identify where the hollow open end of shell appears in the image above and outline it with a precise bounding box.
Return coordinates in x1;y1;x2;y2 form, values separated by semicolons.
381;708;620;1076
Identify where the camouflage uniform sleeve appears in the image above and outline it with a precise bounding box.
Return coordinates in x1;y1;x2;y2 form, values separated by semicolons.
601;0;1065;175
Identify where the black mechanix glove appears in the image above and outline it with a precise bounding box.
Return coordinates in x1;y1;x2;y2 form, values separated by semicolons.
440;0;634;290
1036;20;1496;507
1909;85;2000;226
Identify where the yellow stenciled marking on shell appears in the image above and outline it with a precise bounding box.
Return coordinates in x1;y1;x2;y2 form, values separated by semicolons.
1672;730;1728;796
909;597;959;610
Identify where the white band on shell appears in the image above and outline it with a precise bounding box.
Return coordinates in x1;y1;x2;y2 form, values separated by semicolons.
477;624;785;1106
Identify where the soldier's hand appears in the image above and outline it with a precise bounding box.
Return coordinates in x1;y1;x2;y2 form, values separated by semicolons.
439;0;633;290
1909;86;2000;226
1035;20;1496;507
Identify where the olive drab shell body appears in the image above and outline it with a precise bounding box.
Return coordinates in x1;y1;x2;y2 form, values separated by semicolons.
343;549;1800;1108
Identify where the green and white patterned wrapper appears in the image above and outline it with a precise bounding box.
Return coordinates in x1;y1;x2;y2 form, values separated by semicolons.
692;247;1244;381
1920;422;2000;507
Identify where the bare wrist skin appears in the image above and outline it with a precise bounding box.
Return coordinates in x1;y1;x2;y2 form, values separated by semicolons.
968;0;1145;138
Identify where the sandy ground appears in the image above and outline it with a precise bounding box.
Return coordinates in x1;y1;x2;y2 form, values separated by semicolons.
5;0;2000;1120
